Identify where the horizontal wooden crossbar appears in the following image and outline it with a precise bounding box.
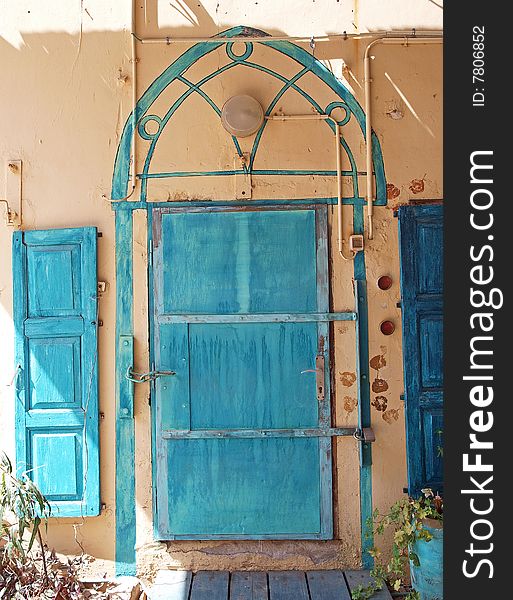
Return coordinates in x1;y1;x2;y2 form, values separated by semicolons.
158;312;357;324
162;427;359;439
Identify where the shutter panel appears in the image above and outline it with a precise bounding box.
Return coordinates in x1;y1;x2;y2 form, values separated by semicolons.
12;227;100;517
398;205;443;497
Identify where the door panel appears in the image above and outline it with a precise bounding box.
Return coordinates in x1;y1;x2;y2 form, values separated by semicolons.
165;438;321;536
188;322;318;430
160;210;317;314
153;206;331;539
398;204;443;496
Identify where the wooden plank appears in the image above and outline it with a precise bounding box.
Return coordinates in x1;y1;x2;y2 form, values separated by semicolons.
268;571;309;600
190;571;229;600
162;427;356;439
354;278;374;568
230;572;268;600
158;312;356;323
150;570;192;600
344;570;393;599
115;209;136;575
306;570;351;600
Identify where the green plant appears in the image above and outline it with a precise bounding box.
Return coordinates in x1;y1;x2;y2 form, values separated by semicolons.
351;489;443;600
1;452;51;596
0;453;109;598
0;452;51;563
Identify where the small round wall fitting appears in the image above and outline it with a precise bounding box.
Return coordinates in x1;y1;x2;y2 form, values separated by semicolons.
377;275;393;290
221;95;264;137
380;320;396;336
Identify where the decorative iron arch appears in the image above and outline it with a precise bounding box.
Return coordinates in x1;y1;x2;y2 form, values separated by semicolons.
111;25;386;203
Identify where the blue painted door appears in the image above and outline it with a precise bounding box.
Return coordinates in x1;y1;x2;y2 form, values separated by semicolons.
152;206;332;539
12;228;100;517
398;204;443;496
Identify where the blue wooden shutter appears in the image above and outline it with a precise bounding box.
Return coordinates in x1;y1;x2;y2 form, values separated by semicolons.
12;227;100;517
398;205;443;497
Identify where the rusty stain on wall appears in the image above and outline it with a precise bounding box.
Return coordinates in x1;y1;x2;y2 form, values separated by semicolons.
372;378;389;393
409;177;425;194
382;408;400;424
339;371;357;387
386;183;401;200
369;354;387;371
343;396;357;413
371;396;388;412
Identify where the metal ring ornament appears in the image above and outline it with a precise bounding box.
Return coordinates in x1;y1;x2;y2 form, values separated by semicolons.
325;101;351;126
226;41;254;61
138;115;163;140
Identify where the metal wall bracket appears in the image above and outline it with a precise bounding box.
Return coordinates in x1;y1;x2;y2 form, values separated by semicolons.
234;153;252;200
2;160;22;227
118;336;134;419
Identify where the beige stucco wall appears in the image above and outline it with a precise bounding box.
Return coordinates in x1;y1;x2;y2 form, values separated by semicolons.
0;0;442;579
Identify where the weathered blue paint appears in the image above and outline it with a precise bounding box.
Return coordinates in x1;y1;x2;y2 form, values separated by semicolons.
410;523;443;600
162;427;357;439
118;336;134;418
157;312;356;323
353;200;374;569
345;570;393;599
268;571;310;600
12;228;99;517
139;169;359;178
306;571;351;600
111;26;386;206
152;206;333;539
398;204;443;497
114;209;136;575
190;571;230;600
230;572;268;600
108;22;386;565
111;197;369;211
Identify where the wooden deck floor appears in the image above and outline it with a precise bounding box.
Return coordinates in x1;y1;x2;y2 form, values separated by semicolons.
150;569;393;599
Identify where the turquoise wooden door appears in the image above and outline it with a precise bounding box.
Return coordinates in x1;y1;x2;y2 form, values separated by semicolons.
398;204;443;496
152;206;332;539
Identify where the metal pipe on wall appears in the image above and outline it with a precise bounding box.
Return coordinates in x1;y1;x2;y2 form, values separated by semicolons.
363;35;443;239
266;115;355;260
119;13;442;212
135;30;443;45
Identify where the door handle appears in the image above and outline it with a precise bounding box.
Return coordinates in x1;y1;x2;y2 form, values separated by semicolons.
125;367;176;383
315;355;325;401
301;355;325;401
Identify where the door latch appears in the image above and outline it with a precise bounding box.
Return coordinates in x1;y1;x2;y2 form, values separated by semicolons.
301;355;325;401
315;354;325;401
125;367;176;383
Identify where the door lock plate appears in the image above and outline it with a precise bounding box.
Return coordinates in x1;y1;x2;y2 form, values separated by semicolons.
316;354;325;401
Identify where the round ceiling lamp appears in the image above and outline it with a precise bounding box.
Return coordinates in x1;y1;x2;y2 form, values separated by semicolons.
221;95;264;137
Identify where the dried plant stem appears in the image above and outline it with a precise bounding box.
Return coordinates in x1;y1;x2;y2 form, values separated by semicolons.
37;528;49;583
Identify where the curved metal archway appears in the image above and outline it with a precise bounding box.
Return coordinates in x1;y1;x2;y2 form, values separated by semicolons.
112;25;386;203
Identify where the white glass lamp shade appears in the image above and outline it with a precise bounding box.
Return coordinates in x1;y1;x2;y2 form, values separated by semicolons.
221;95;264;137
